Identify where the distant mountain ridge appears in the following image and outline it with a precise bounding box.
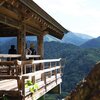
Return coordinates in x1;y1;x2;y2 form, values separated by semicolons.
62;32;93;46
74;33;93;40
81;36;100;48
0;32;93;46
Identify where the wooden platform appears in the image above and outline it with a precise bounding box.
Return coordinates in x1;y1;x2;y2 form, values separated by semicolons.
0;58;62;100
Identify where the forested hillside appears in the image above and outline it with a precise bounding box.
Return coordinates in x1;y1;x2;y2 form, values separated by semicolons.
66;61;100;100
0;40;100;99
44;42;100;98
81;36;100;48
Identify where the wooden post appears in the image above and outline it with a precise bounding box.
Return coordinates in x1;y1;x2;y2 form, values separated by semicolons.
17;23;26;60
41;73;47;92
37;35;44;70
37;35;44;59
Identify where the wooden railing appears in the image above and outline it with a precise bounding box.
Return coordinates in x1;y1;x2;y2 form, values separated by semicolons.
0;58;62;100
0;54;41;61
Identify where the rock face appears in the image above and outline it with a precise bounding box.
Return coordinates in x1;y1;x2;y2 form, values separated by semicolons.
65;62;100;100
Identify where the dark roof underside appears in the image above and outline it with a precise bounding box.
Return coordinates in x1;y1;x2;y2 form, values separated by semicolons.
0;0;69;39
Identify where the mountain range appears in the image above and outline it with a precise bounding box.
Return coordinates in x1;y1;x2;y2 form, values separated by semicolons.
81;36;100;48
0;32;93;46
62;32;93;46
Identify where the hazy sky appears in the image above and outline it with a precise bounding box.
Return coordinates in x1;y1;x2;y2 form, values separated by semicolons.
34;0;100;37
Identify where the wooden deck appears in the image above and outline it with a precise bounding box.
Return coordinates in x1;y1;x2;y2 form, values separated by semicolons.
0;58;62;100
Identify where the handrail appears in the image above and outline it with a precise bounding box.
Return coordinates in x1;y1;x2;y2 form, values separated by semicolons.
20;66;61;78
33;58;61;64
16;58;61;65
0;54;21;58
0;58;62;99
0;54;40;59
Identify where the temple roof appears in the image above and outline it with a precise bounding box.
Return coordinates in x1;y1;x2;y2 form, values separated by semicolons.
0;0;68;39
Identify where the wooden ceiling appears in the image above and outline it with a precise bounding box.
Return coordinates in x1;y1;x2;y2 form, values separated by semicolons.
0;0;68;39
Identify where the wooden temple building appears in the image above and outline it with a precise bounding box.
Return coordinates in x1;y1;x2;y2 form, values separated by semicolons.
0;0;68;100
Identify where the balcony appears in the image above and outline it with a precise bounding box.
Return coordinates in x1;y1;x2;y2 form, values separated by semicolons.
0;57;62;100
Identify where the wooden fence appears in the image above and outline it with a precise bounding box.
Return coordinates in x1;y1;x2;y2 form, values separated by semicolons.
0;58;62;100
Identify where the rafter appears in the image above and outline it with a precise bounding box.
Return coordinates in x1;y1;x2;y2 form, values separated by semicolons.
1;1;19;17
0;0;5;6
0;14;43;36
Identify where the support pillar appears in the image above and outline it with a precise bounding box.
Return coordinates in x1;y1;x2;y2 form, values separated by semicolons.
37;35;44;59
17;24;26;60
37;35;44;70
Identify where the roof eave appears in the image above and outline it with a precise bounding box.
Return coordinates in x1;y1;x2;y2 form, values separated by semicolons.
19;0;69;39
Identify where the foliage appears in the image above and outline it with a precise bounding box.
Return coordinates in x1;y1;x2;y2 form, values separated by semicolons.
25;80;39;93
1;94;8;100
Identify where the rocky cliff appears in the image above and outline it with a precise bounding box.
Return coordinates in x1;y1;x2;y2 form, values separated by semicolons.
66;61;100;100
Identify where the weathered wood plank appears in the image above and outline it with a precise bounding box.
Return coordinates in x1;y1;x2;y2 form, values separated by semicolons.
0;61;15;66
0;79;17;90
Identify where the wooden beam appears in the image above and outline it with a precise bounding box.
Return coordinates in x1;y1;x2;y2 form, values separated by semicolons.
37;35;44;59
0;1;5;6
0;14;43;36
1;1;45;32
44;28;64;39
1;1;19;19
17;22;26;60
0;29;17;37
0;13;19;29
26;25;42;36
